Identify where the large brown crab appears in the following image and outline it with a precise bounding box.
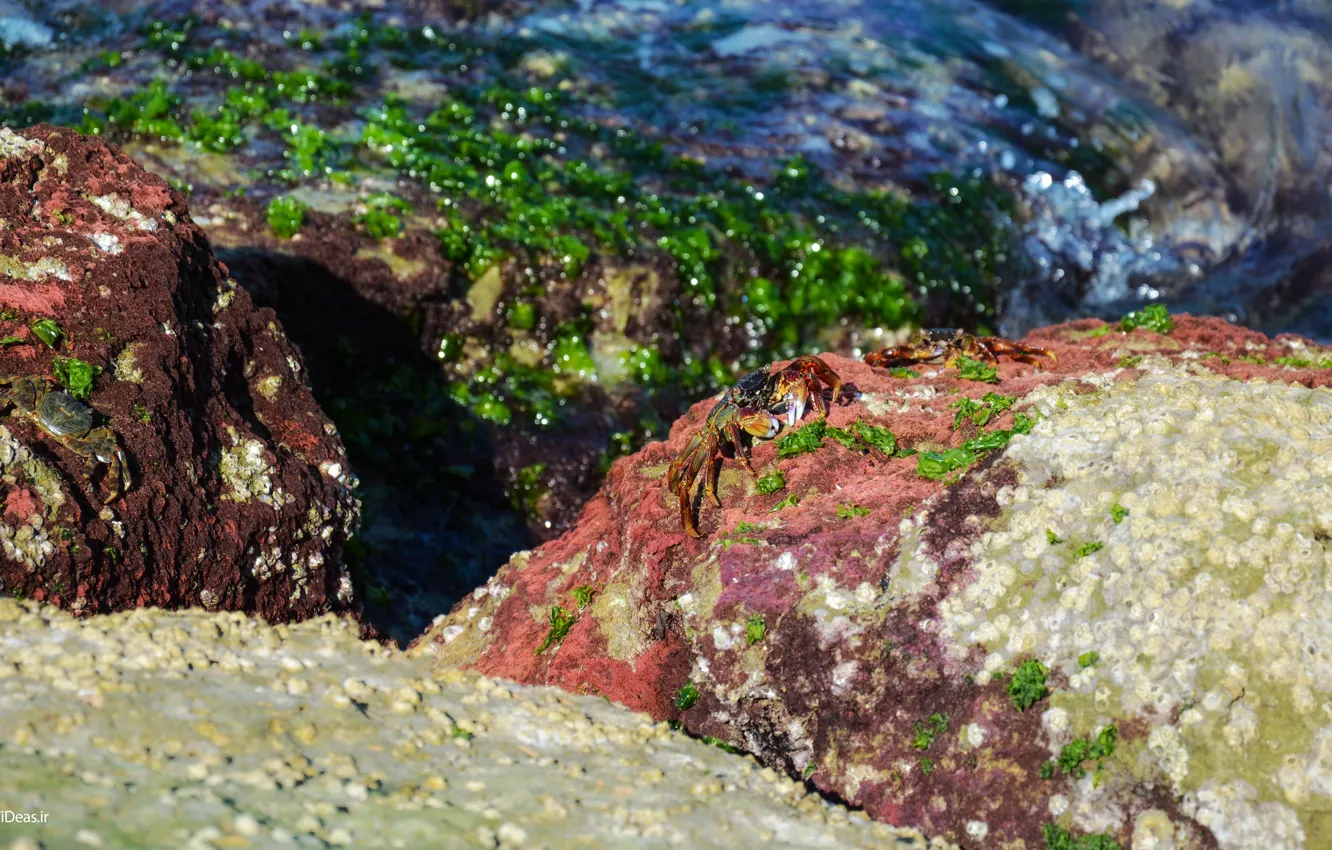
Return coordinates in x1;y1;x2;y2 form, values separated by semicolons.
0;376;129;504
667;355;841;537
864;328;1057;370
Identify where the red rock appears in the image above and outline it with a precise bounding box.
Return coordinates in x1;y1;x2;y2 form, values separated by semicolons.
0;126;357;621
412;315;1332;846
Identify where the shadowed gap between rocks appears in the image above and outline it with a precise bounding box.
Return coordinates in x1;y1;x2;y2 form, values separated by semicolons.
219;248;531;645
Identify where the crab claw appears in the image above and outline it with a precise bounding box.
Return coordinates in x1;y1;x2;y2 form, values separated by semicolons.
864;343;945;369
783;392;804;428
739;409;781;439
770;355;842;425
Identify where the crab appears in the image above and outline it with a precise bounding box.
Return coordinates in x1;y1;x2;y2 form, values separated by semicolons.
0;376;129;504
864;328;1057;370
667;355;841;537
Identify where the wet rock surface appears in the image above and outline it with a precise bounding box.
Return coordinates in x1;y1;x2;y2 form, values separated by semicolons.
0;0;1254;636
413;316;1332;847
0;598;954;850
0;125;356;622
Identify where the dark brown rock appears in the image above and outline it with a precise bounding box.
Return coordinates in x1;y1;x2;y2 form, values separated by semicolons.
0;125;357;621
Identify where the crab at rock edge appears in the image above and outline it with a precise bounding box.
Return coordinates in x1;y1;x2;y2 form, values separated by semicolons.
667;355;841;538
863;328;1057;370
0;376;130;504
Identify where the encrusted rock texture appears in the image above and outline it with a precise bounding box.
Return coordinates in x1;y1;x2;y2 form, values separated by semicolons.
412;315;1332;849
0;125;357;620
0;598;953;850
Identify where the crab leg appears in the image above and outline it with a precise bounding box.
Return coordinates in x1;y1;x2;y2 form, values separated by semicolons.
667;433;705;493
978;337;1058;366
863;344;946;369
675;441;710;538
698;432;727;509
678;485;699;538
669;433;711;538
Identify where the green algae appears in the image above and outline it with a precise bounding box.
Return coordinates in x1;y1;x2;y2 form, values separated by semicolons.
916;447;977;480
1072;540;1103;558
570;585;593;610
45;13;1026;435
674;680;700;711
1041;823;1122;850
778;419;895;460
721;521;766;550
266;195;307;238
509;462;549;519
755;470;786;495
534;605;576;656
912;713;949;751
951;392;1016;428
745;614;766;645
835;420;897;455
1056;725;1117;779
80;79;184;140
1008;659;1050;710
356;193;409;239
1119;303;1174;334
29;319;61;349
776;420;827;458
956;356;1000;383
51;356;97;400
700;734;740;754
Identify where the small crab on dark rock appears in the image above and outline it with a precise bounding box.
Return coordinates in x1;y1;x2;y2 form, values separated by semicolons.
667;355;841;537
0;376;129;504
864;328;1057;370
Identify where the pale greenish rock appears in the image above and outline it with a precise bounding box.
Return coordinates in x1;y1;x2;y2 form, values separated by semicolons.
892;362;1332;848
0;600;954;850
0;425;66;577
218;427;275;503
85;193;158;231
0;127;44;161
256;374;283;401
111;343;145;384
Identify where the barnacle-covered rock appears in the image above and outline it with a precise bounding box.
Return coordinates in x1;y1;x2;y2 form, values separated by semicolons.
0;598;953;850
0;125;357;621
412;315;1332;848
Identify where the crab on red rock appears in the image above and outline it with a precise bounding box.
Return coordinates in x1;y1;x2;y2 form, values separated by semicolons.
0;376;130;504
667;355;841;537
864;328;1057;370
